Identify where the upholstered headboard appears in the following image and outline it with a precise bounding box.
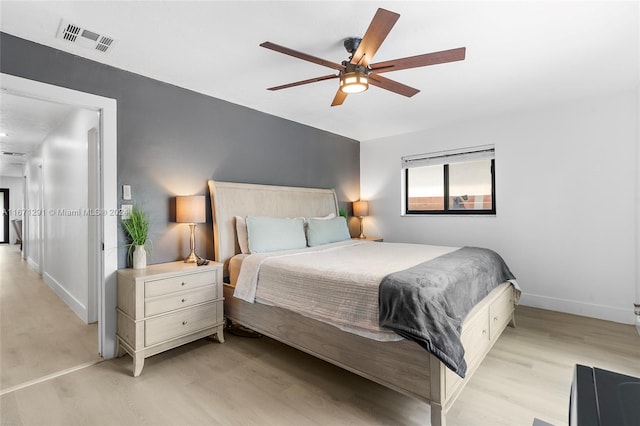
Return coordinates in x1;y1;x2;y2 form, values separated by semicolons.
207;180;339;276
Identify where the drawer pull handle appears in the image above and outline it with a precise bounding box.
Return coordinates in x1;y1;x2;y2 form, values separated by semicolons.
482;329;487;335
181;299;186;303
181;282;186;286
182;321;188;325
493;316;499;321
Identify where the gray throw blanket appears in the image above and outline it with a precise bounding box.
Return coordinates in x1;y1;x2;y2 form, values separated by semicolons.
379;247;516;378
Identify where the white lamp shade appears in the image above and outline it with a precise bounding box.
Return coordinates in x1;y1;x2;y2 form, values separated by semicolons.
353;200;369;217
176;195;206;223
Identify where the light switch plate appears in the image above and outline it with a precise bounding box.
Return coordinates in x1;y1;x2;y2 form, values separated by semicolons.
122;185;131;200
121;204;132;220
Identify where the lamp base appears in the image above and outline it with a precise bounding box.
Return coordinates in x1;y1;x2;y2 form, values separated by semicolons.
184;251;200;263
184;223;200;263
357;217;366;239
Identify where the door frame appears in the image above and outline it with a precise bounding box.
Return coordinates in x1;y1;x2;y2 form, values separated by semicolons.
1;73;118;359
0;188;8;244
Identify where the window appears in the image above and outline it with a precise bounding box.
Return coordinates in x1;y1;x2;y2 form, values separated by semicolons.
403;145;495;214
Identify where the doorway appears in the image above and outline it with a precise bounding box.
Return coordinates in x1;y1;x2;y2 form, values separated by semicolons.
1;73;118;359
0;189;8;244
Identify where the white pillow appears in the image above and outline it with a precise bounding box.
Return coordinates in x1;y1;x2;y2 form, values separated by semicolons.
309;212;336;221
246;216;307;253
235;216;249;254
306;216;351;247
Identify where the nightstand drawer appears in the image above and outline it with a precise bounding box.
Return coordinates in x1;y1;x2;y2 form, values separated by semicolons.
145;286;218;317
144;270;217;298
145;302;221;346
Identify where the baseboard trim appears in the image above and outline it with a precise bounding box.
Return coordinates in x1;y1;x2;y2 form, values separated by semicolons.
43;272;89;323
520;293;635;325
26;256;39;272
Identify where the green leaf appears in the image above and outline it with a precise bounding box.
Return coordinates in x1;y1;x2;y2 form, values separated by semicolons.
122;205;151;261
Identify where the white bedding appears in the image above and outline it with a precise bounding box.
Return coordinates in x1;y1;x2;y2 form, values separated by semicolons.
233;240;458;341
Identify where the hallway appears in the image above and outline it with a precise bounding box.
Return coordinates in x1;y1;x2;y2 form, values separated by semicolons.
0;244;100;393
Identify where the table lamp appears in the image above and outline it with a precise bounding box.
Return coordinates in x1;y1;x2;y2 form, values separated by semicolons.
353;200;369;239
176;195;206;262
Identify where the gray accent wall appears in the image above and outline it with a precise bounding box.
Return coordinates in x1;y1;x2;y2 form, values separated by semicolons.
1;33;360;268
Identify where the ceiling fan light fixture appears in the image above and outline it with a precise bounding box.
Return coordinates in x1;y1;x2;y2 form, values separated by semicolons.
260;8;466;106
340;72;369;94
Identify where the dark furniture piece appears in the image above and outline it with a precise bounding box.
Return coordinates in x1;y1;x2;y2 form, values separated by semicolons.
570;364;640;426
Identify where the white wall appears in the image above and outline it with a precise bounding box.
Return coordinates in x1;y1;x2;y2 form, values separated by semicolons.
26;108;99;323
361;91;638;324
0;175;24;245
24;150;42;270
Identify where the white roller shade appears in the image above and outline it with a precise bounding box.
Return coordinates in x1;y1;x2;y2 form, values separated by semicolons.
402;144;494;169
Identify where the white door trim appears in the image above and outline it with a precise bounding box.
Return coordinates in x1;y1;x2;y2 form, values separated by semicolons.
1;73;118;358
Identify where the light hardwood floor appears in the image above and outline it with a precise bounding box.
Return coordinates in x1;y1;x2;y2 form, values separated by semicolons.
1;294;638;425
0;244;100;392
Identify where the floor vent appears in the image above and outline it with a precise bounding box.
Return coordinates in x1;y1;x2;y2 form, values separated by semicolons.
56;20;116;54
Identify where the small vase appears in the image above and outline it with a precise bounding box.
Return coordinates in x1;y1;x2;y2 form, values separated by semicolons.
133;245;147;269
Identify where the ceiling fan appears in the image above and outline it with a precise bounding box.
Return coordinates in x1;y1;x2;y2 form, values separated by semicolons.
260;8;466;107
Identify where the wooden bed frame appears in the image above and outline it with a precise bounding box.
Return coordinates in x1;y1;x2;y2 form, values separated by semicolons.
208;180;516;426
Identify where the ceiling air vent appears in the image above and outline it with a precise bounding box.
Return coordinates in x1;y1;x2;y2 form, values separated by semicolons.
56;20;116;54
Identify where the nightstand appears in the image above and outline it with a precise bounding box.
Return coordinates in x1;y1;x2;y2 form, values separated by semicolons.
116;261;224;376
353;237;383;242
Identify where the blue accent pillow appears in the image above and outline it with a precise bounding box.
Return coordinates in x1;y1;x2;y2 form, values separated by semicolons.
306;216;351;247
246;216;307;253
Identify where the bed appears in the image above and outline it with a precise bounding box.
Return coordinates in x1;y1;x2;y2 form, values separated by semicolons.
208;180;519;426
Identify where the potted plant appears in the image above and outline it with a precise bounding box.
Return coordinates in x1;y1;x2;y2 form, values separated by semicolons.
122;205;151;269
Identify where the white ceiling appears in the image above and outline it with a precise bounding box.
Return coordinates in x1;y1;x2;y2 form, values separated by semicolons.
0;1;638;143
0;93;78;177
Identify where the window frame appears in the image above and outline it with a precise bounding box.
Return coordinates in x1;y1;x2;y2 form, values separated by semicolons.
403;148;496;216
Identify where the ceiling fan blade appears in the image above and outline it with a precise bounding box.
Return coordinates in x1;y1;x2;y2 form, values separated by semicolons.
350;8;400;66
260;41;345;71
370;47;466;74
368;74;420;97
267;74;339;91
331;89;348;107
